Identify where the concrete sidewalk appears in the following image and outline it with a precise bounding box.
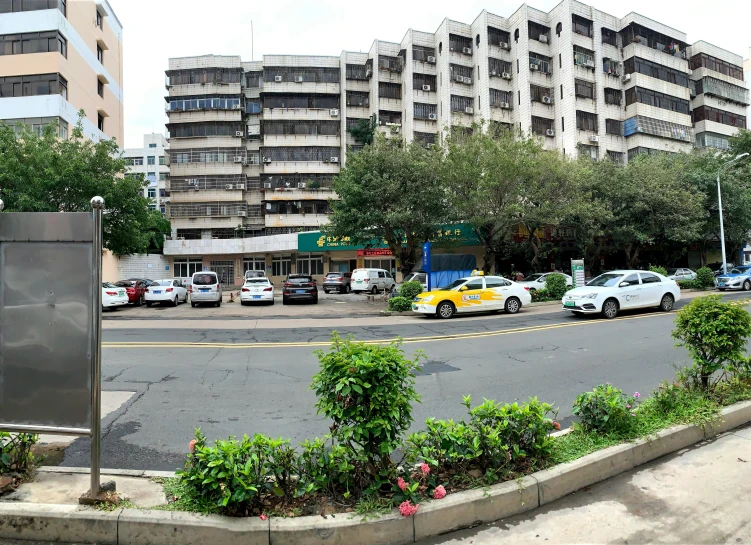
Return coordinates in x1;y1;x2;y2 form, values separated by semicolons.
418;424;751;545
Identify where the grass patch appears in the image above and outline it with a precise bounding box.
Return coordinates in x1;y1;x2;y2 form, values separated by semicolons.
151;477;219;515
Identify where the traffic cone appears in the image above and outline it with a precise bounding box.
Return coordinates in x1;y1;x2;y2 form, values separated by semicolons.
229;291;235;303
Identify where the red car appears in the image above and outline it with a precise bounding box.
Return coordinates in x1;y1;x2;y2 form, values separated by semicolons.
115;279;151;306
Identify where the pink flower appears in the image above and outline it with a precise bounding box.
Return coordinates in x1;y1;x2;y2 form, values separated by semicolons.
631;413;636;417
553;421;561;430
259;514;268;521
634;392;641;398
433;485;447;500
626;404;631;409
188;439;197;453
399;501;419;516
420;463;431;475
397;477;407;491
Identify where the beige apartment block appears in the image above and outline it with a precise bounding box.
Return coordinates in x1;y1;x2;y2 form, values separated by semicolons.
0;0;123;143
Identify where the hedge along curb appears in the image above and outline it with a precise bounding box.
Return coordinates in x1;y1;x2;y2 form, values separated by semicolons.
1;400;750;545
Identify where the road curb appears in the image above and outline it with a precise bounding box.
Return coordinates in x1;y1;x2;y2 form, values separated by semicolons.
3;401;751;544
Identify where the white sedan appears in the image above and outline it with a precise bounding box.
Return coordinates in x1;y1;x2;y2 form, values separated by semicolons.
562;270;680;319
144;279;188;307
516;272;573;292
241;277;275;305
102;282;129;310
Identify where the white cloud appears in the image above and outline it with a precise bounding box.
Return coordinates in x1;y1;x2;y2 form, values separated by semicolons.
112;0;751;148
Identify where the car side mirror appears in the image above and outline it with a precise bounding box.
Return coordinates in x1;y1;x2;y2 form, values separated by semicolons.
460;286;468;291
619;281;629;288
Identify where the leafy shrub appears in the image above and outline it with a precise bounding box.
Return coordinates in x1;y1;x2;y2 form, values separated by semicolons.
649;265;668;277
179;430;296;514
677;279;698;290
399;281;424;300
0;433;37;475
531;288;551;302
388;296;412;312
651;380;689;415
696;267;715;288
545;273;568;300
311;334;423;492
572;384;639;434
672;295;751;389
297;437;356;499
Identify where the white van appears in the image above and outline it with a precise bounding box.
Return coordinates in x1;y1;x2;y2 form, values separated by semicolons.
190;271;223;307
351;268;395;294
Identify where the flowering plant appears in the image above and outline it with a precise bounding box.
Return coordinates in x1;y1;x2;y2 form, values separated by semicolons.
392;462;446;514
572;384;640;434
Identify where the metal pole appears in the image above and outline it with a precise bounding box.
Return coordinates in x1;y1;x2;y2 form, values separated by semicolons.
717;173;728;275
90;196;104;498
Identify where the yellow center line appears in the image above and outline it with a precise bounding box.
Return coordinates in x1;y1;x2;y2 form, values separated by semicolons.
102;310;673;349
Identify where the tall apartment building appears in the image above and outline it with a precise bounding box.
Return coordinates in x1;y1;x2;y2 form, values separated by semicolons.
123;133;169;213
0;0;123;143
163;0;747;284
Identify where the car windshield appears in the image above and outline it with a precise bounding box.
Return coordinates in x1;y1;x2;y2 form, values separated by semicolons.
245;279;270;284
667;269;678;275
326;273;342;278
193;274;217;286
115;280;135;287
728;269;744;275
523;274;544;282
441;279;469;290
587;273;624;287
102;282;117;288
287;276;313;284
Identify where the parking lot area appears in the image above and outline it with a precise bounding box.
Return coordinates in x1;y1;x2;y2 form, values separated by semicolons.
103;290;390;319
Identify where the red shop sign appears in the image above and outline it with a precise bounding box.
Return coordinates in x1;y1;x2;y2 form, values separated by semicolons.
357;248;393;257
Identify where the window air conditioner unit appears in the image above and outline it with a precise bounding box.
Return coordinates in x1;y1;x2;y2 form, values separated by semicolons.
428;113;437;120
236;183;246;190
500;102;510;109
274;75;282;82
427;56;436;63
636;127;644;133
539;34;548;43
225;184;234;190
502;72;511;80
546;128;555;137
329;108;339;117
237;211;247;217
235;131;244;137
589;135;599;142
499;42;510;50
464;106;474;114
422;84;431;91
542;96;552;104
263;157;272;164
232;103;242;109
622;73;631;82
263;182;272;189
455;74;464;82
330;157;340;163
464;77;472;84
530;63;539;71
233;156;244;163
294;76;304;83
585;59;595;68
298;182;306;189
462;47;472;54
490;70;498;76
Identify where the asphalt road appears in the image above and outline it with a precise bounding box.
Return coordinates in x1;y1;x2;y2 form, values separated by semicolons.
60;292;750;471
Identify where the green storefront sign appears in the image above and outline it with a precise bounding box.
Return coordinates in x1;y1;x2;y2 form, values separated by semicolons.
297;224;480;253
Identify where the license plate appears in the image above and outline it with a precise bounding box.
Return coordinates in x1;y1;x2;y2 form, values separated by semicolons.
718;282;725;287
200;289;210;292
153;290;161;294
564;301;576;307
118;291;125;296
355;281;362;284
296;290;306;294
253;295;261;299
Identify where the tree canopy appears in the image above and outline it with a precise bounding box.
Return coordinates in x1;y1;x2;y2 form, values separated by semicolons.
0;114;171;256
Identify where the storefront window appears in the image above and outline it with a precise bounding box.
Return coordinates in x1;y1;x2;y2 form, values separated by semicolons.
296;253;324;275
272;255;291;277
173;258;202;280
243;257;266;273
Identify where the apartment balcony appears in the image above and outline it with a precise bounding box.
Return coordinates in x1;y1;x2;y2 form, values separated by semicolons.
413;119;438;133
376;70;402;85
411;60;437;75
690;67;745;89
262;81;340;95
622;43;687;72
624;102;691;127
262;161;341;175
344;80;371;92
262;188;337;201
627;72;690;101
345;106;370;119
166;110;243;124
170;189;245;203
691;94;748;115
262;107;342;121
168;136;242;149
378;97;402;110
529;69;553;87
693;120;742;138
571;32;594;50
412;88;437;102
490;108;514;123
694;78;750;106
265;213;330;228
170;162;244;176
169;217;243;230
168;83;242;97
488;44;512;60
262;134;341;146
530;100;554;118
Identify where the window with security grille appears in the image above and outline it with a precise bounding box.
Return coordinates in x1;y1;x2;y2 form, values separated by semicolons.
264;67;340;83
605;119;622;135
412;45;435;62
450;95;474;112
576;111;597;131
572;14;593;37
607;150;623;162
488;26;511;47
346;91;369;107
449;34;472;53
414;103;437;119
573;45;594;67
529;52;552;73
531;116;553;135
530;84;553;103
450;64;473;81
413;73;437;90
379;82;401;99
261;147;341;161
489;89;512;108
346;64;368;80
624;115;693;141
262;120;340;136
378;55;402;72
489;58;512;77
604;88;621;105
574;79;594;99
414;131;436;146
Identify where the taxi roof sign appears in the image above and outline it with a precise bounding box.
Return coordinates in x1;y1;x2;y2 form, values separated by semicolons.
470;270;485;276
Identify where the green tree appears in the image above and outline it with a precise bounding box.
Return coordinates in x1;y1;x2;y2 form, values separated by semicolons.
326;135;448;275
0;115;171;255
348;115;377;145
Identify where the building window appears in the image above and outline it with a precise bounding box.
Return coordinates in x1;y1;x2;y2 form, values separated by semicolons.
97;44;103;63
625;87;690;115
607;150;623;162
243;257;266;273
97;78;104;97
561;117;565;132
378;82;401;99
168;97;242;112
574;79;594;99
159;173;166;181
147;188;156;199
210;261;235;285
413;73;437;90
96;10;102;29
264;66;341;83
412;45;436;62
623;57;689;88
147;156;155;165
530;84;554;103
450;95;474;112
556;22;562;37
296;253;324;275
692;105;746;128
487;27;510;47
573;45;595;67
572;14;592;37
689;53;743;81
528;21;550;43
159;155;166;165
694;77;750;105
0;31;67;57
531;116;554;136
0;0;66;15
272;255;291;277
529;52;552;74
489;89;512;108
604;88;621;105
97;114;104;132
579;144;598;159
576;110;597;131
601;27;617;47
605;119;622;135
413;102;437;119
148;143;156;148
147;172;156;182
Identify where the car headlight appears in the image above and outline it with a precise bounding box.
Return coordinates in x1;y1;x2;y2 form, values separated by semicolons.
420;295;434;303
580;293;598;299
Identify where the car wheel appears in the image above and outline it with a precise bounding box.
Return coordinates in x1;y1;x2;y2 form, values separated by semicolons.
269;299;275;306
659;293;674;312
240;301;247;306
345;284;351;294
601;298;619;319
744;280;751;291
505;297;521;314
216;301;221;308
323;290;329;294
436;301;455;319
173;296;179;307
145;301;152;307
282;297;288;305
191;302;196;308
371;285;378;294
135;295;142;307
312;296;318;304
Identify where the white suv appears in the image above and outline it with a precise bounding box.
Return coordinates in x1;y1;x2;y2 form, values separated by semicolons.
351;268;396;294
190;271;223;307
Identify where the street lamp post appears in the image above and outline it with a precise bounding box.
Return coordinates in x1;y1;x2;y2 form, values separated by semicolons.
717;153;750;274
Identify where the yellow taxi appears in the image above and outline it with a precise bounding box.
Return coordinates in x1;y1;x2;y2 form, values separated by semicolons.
411;272;532;319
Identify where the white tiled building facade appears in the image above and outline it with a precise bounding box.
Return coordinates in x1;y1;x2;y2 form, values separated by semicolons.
162;0;747;272
123;133;168;213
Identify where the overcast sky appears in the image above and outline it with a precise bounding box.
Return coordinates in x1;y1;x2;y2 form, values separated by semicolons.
109;0;751;149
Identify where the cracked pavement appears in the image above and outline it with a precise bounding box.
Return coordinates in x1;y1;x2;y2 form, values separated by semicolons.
58;293;751;471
